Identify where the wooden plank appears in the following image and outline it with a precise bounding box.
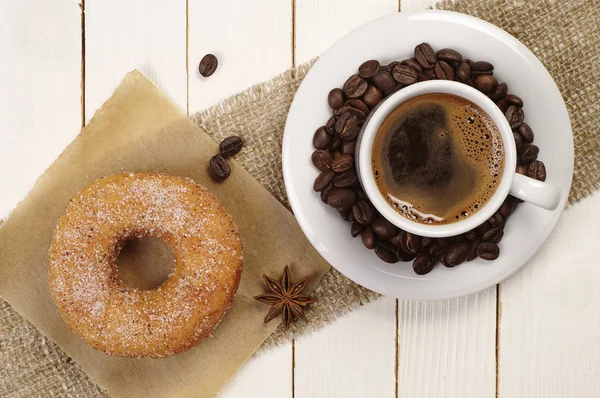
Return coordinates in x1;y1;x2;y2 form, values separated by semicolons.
187;0;292;112
0;0;81;217
498;194;600;397
398;290;497;398
85;0;187;120
295;297;398;398
187;1;294;396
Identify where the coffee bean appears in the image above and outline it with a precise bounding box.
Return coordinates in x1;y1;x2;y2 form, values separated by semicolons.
392;64;418;85
517;122;534;143
513;132;524;147
496;99;508;113
362;85;382;108
199;54;218;77
352;201;374;225
344;99;370;115
466;240;480;261
516;164;528;175
374;242;400;263
499;196;516;217
490;82;508;101
418;68;436;81
390;232;403;248
361;226;376;249
471;61;494;74
329;135;342;152
466;230;477;241
475;221;493;237
477;242;500;260
343;74;368;98
311;150;332;171
335;105;366;120
331;154;353;173
358;60;380;79
372;217;398;240
320;183;332;203
328;88;345;110
312;126;332;149
441;240;471;267
488;213;505;230
387;61;401;71
332;170;358;188
505;105;525;128
339;207;355;222
528;160;547;182
410;255;432;275
379;65;390;73
434;60;455;80
351;221;365;237
399;230;421;255
456;61;471;82
436;48;462;63
506;94;523;107
326;116;337;134
341;139;356;155
209;154;230;179
483;228;504;244
354;188;368;202
327;188;356;210
429;242;443;259
474;74;498;94
335;112;360;140
372;71;397;94
414;43;437;68
313;170;335;192
518;144;539;165
219;136;244;157
401;58;423;73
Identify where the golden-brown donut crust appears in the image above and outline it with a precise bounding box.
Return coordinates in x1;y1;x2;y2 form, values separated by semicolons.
48;173;243;358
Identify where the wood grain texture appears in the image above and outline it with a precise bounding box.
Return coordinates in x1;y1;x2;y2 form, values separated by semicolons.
498;193;600;398
85;0;187;121
295;297;398;398
187;0;292;112
0;0;81;217
398;289;497;398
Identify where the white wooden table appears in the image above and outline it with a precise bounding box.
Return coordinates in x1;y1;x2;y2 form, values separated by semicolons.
1;1;599;397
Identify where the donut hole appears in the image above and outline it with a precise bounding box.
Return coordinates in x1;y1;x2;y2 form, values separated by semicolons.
116;237;175;290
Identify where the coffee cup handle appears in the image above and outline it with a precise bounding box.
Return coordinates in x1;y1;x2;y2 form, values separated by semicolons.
509;173;562;211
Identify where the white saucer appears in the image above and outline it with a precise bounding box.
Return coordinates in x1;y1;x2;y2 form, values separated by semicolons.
282;11;573;300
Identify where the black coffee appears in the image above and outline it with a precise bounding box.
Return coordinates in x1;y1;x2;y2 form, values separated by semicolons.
372;93;504;225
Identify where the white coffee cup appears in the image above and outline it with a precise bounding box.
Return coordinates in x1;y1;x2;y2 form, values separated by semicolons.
355;80;562;238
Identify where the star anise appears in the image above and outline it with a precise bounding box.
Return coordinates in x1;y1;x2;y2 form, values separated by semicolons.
254;265;318;330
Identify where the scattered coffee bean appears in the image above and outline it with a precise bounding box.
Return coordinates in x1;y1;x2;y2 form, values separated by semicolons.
335;105;366;120
505;105;525;128
517;122;534;143
313;126;332;149
429;242;444;259
199;54;218;77
341;139;356;155
436;48;462;63
514;132;525;147
387;61;401;72
390;232;403;248
352;201;374;225
475;221;493;237
372;70;397;94
506;94;523;107
320;183;332;203
497;99;508;113
471;61;494;74
379;65;390;73
361;226;376;249
328;88;345;110
516;164;528;175
329;135;342;152
477;242;500;260
499;196;516;217
491;82;508;101
434;61;455;80
335;113;360;140
332;170;358;188
363;85;383;108
474;74;498;94
219;136;243;157
483;228;504;244
414;43;437;68
331;154;353;173
313;170;335;192
351;221;365;237
343;74;369;98
400;230;421;255
518;144;539;165
401;58;423;73
419;68;436;81
372;217;398;240
358;60;380;79
421;237;433;248
374;242;400;263
209;154;230;179
339;207;355;222
466;240;481;261
326;116;337;134
456;61;471;82
311;150;332;171
488;212;505;230
327;188;356;210
528;160;547;182
354;188;368;201
441;240;471;267
413;254;435;275
392;64;418;85
345;99;370;115
466;230;477;241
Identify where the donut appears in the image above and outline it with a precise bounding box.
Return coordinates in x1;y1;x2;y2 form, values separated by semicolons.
48;173;243;358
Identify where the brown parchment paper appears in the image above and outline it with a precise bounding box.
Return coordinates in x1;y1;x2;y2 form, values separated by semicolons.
0;70;330;398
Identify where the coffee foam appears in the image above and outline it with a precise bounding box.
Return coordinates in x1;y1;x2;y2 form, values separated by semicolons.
371;93;504;225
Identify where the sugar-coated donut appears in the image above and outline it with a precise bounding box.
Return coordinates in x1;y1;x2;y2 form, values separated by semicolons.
49;173;243;358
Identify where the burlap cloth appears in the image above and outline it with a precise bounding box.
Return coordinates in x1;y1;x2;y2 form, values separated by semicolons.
2;0;598;395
